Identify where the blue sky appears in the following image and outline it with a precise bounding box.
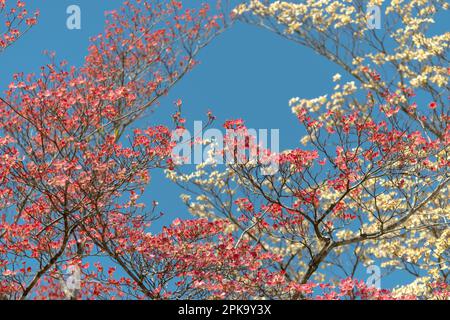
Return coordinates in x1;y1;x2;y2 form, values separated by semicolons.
1;0;426;290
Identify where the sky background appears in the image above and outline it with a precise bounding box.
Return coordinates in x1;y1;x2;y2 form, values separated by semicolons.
1;0;432;289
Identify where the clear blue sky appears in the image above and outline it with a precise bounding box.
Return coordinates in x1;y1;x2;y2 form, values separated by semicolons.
1;0;426;290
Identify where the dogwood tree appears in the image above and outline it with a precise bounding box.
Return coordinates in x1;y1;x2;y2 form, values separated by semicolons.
167;0;449;299
0;0;260;300
0;0;38;52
